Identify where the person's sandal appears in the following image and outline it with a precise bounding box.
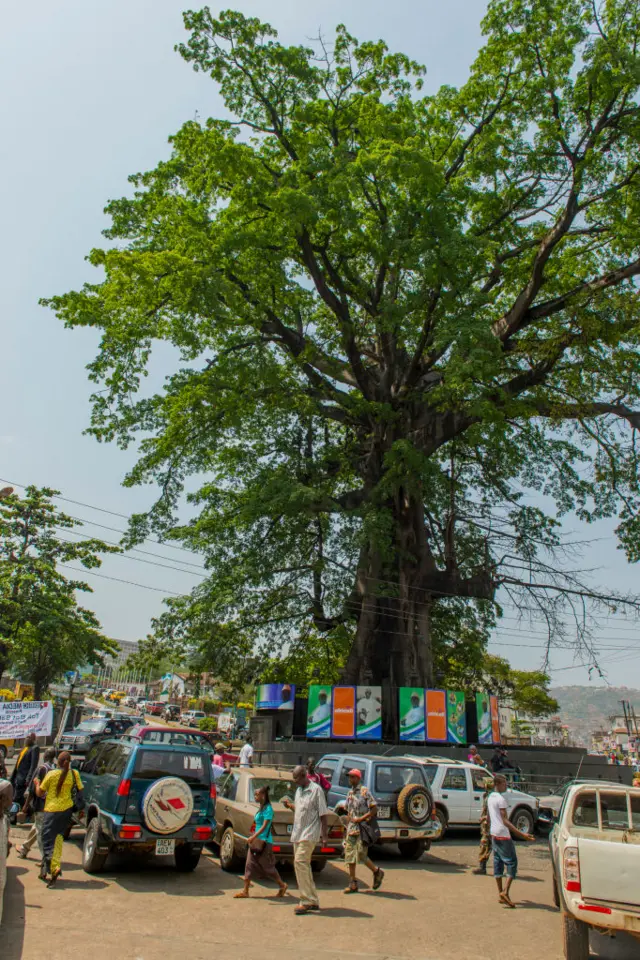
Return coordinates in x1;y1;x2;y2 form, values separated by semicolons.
16;846;28;860
294;904;318;915
373;867;384;890
499;892;516;908
277;883;288;898
343;881;359;894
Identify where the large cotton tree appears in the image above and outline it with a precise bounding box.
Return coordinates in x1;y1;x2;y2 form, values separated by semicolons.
47;1;640;694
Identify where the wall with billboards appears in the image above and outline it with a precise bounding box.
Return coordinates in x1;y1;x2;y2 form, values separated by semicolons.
255;683;296;711
304;684;500;743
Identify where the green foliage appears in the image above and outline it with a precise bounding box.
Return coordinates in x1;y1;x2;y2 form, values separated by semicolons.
480;654;559;716
198;717;217;731
44;2;640;685
0;487;118;698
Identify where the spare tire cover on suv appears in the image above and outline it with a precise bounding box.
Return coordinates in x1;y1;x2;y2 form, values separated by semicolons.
397;783;432;826
142;777;194;834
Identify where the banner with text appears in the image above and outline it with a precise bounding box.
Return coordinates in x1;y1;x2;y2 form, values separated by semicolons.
0;700;53;739
447;691;467;744
426;689;448;742
306;685;333;738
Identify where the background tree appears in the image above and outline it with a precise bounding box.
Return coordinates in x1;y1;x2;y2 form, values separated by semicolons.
46;1;640;699
0;487;118;697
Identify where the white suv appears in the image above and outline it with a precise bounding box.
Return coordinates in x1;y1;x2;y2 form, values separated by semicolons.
407;756;539;839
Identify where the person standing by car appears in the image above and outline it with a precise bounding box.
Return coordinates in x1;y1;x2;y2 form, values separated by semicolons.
35;750;84;887
472;775;493;876
488;773;535;907
283;764;329;915
16;747;56;861
213;743;227;768
11;732;40;809
234;785;288;900
238;736;254;768
343;768;384;894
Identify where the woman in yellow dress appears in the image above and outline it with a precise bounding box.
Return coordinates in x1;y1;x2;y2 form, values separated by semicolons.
35;750;83;887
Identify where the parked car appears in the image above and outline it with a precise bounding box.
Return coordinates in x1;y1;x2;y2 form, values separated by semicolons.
549;779;640;959
407;756;539;839
163;704;181;722
123;697;137;709
317;753;440;860
0;738;15;761
214;765;343;872
180;710;206;728
122;724;239;766
146;701;166;717
59;717;126;755
73;739;216;874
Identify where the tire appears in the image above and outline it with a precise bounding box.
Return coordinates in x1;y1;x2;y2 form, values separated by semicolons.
174;843;201;872
398;839;426;861
219;826;243;872
562;913;589;960
432;807;448;841
511;807;535;836
397;784;432;826
82;818;109;874
311;859;327;874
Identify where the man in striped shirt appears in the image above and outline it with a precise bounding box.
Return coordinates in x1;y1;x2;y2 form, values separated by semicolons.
283;765;329;914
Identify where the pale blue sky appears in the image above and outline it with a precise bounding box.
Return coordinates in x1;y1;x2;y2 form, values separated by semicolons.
2;0;639;687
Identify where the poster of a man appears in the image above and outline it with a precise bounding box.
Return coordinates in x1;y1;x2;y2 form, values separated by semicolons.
307;686;332;738
399;688;426;742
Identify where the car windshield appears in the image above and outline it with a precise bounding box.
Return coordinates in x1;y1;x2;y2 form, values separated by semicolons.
75;720;104;732
133;749;209;785
248;778;296;803
375;764;425;794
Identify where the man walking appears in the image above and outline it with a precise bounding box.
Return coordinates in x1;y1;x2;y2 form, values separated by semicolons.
238;735;254;768
343;768;384;893
283;764;329;915
488;773;535;907
472;775;493;875
16;746;56;861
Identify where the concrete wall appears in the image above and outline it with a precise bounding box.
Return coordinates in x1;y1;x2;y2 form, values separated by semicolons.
252;739;634;791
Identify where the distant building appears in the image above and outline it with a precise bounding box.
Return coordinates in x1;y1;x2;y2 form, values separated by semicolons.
499;706;567;746
105;639;139;669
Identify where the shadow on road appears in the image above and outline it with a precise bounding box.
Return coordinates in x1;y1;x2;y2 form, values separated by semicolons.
590;929;640;960
516;899;558;913
3;863;27;960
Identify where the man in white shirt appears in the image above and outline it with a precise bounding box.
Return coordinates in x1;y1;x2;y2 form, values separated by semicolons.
356;689;381;726
401;693;424;731
309;690;331;725
487;774;535;907
283;765;329;914
238;736;254;768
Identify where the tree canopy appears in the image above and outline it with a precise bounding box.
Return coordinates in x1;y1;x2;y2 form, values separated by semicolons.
0;487;118;697
45;1;640;695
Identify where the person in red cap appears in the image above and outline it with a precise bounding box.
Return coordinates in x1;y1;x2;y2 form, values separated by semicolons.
342;768;384;893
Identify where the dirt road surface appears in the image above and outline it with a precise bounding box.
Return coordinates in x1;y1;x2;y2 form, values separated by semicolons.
3;826;638;960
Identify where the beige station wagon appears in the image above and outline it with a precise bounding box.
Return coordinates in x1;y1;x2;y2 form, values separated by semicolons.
214;766;344;872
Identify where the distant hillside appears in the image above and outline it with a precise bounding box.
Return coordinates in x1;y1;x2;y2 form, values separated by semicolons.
551;685;640;740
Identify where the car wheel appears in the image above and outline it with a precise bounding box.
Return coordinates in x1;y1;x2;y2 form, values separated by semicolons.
562;913;589;960
175;843;201;872
82;818;109;874
0;745;6;760
397;839;426;861
219;826;243;872
511;807;535;836
311;860;327;874
397;784;433;826
431;807;448;841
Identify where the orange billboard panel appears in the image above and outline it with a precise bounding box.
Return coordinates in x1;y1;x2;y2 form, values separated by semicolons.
425;689;447;742
490;695;501;744
331;686;356;738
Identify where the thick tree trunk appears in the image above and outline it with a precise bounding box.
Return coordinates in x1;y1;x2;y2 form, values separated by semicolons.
342;487;435;689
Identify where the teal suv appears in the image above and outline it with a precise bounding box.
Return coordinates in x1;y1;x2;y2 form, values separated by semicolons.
73;739;216;874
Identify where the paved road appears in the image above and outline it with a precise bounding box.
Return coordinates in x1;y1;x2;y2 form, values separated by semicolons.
3;826;637;960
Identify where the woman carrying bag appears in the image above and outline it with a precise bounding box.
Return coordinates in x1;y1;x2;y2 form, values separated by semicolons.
234;785;288;899
35;750;84;887
342;768;384;894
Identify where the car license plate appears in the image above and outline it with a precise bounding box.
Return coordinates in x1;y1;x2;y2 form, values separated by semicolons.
286;824;293;834
155;839;175;856
377;806;391;820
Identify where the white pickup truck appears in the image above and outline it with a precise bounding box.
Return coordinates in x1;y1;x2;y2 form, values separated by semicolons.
549;779;640;959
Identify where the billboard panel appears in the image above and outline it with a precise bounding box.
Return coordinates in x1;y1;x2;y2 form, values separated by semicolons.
356;685;382;739
255;683;295;710
447;691;467;744
399;687;426;742
331;686;356;738
425;689;448;742
476;692;492;744
490;695;501;744
306;685;332;738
